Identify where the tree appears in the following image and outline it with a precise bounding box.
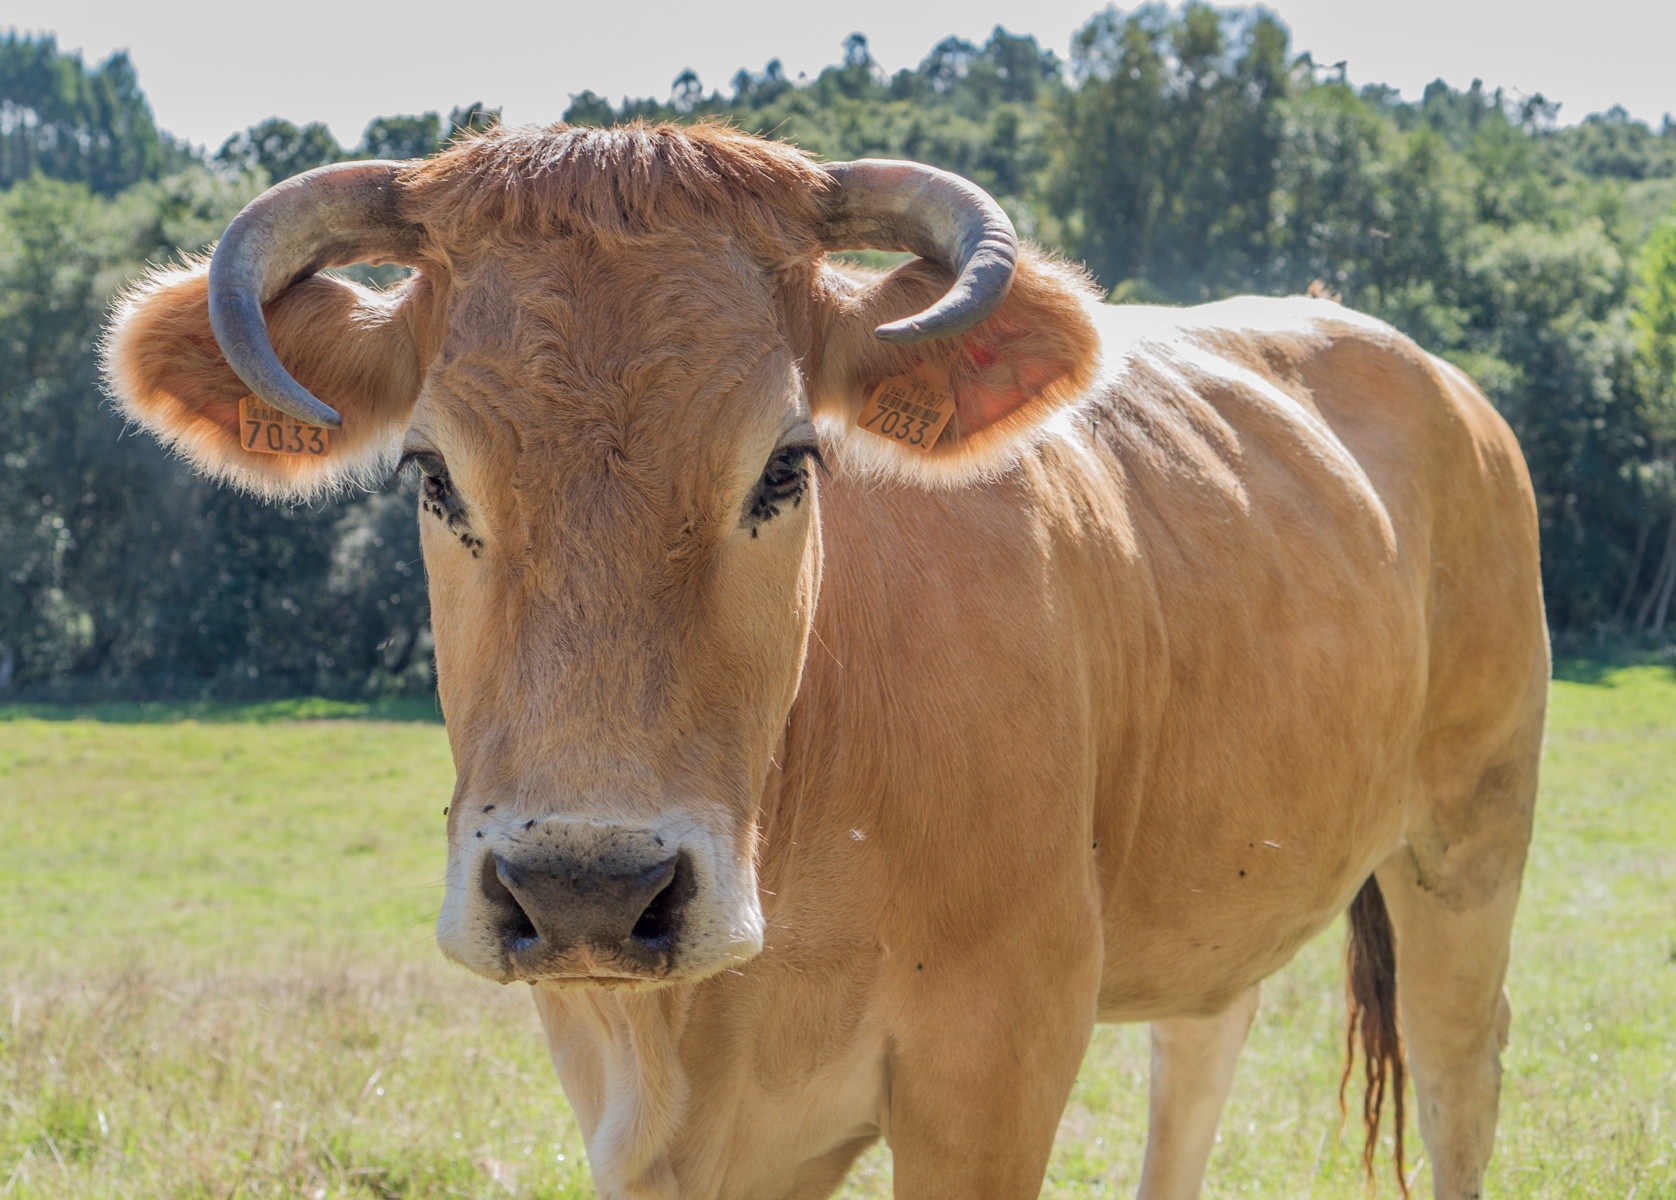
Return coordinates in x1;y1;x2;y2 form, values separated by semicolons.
448;103;500;139
563;91;618;127
1048;3;1291;299
1555;106;1676;181
984;27;1060;103
670;69;704;115
921;36;979;95
216;118;343;182
729;60;791;111
0;33;186;194
359;112;442;160
832;33;881;99
1627;217;1676;633
1633;217;1676;419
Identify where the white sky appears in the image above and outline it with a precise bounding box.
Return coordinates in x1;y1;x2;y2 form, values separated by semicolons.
12;0;1675;151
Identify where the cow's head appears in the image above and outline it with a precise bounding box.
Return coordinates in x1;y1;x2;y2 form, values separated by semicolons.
105;125;1097;989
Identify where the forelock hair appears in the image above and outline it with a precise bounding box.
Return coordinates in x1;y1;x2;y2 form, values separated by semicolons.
398;122;831;263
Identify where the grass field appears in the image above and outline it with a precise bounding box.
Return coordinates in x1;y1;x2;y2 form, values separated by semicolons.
2;668;1673;1198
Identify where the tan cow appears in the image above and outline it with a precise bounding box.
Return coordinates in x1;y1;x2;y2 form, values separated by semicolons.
105;124;1547;1200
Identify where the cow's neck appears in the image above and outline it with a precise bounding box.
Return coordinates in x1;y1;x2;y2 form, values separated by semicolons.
534;985;695;1200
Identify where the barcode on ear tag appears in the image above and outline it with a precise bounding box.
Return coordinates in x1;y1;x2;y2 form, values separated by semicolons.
857;363;956;453
239;395;331;457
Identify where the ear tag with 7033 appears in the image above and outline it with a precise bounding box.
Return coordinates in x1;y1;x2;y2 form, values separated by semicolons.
239;395;331;457
856;362;956;453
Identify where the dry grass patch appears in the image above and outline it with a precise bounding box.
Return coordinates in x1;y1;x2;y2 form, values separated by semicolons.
2;963;587;1199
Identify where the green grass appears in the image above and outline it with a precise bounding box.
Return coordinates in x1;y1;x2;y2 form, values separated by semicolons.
0;695;444;726
0;718;452;973
2;668;1673;1197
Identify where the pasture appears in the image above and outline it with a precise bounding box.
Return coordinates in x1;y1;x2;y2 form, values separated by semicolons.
1;669;1673;1198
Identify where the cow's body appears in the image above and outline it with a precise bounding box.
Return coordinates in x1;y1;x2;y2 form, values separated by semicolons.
532;297;1546;1198
105;125;1545;1200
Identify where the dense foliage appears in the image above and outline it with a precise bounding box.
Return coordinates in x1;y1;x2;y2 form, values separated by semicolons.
0;172;432;698
2;7;1675;697
0;33;193;194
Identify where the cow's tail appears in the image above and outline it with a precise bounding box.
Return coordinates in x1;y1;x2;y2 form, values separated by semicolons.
1340;874;1409;1198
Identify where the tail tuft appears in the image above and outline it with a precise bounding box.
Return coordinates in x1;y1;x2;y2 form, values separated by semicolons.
1340;874;1408;1198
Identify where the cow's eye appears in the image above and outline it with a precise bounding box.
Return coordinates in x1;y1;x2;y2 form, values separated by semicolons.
761;446;818;497
746;445;820;532
401;451;454;505
402;448;473;543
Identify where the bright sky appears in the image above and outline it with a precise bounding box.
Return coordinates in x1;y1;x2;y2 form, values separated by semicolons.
14;0;1676;151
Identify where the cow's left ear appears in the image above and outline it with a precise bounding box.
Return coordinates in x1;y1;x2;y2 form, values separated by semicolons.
808;247;1102;485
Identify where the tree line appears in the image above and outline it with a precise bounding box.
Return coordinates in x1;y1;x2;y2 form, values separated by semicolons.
1;8;1674;698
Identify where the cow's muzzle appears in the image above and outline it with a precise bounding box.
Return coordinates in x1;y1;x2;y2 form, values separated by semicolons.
445;819;715;984
483;841;696;979
438;812;765;985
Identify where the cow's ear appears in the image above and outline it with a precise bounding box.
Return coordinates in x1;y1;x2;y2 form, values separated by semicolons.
104;257;428;501
808;247;1102;486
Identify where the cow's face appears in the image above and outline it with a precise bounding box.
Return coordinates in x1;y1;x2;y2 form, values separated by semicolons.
414;229;824;983
104;125;1098;988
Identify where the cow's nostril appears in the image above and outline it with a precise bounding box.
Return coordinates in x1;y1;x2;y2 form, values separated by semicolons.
631;881;674;942
630;852;694;947
504;898;539;947
481;852;539;949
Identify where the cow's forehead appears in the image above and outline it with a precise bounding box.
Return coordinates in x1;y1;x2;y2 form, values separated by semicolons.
428;229;796;402
417;334;803;475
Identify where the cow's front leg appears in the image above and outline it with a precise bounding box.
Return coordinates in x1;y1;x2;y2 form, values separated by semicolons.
885;957;1101;1198
1135;984;1261;1200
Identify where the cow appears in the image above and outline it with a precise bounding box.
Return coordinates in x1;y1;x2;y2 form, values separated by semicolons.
104;123;1547;1200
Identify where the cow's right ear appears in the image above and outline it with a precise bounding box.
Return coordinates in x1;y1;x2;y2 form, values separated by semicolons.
104;257;429;501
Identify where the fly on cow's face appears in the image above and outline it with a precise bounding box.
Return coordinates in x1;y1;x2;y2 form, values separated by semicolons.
745;445;821;536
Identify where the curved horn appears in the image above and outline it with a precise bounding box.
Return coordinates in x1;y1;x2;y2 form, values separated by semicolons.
207;160;425;428
818;160;1019;344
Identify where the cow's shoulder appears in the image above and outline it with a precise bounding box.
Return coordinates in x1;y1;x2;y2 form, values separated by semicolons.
1172;295;1508;460
1091;294;1435;419
1084;295;1518;510
1072;297;1407;490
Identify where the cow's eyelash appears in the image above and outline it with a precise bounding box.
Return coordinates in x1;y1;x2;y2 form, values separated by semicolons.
404;450;484;556
398;449;448;479
763;445;821;490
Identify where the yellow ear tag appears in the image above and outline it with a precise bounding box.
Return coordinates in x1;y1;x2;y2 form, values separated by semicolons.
238;395;331;457
856;362;956;453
